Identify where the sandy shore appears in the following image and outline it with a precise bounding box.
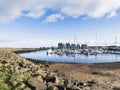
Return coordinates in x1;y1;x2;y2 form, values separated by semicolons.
49;62;120;89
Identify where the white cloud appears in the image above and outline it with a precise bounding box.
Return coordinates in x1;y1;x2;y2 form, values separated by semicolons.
60;0;120;18
0;0;120;23
0;38;19;43
107;11;117;18
43;14;64;23
0;38;58;48
23;9;46;19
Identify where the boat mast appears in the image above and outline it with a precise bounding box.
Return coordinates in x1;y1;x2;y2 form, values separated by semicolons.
115;36;117;46
85;38;87;45
95;32;98;52
74;33;76;45
74;33;76;52
95;32;97;46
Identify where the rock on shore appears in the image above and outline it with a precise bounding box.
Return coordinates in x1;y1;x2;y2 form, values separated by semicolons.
1;49;119;90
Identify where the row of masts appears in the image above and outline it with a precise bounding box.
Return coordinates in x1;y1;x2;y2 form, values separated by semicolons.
47;33;120;56
74;33;119;46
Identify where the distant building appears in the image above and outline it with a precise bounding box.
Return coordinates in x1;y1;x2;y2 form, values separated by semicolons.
71;44;77;50
51;46;57;50
81;44;88;49
58;43;81;50
58;43;65;49
76;44;80;49
66;43;71;49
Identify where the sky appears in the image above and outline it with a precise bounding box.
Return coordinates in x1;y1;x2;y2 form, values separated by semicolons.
0;0;120;48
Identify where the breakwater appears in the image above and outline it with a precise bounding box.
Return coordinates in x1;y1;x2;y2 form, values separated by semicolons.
0;49;100;90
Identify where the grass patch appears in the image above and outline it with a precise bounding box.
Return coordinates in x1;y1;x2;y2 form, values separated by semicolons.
0;70;12;90
22;73;32;81
0;63;3;68
92;71;104;75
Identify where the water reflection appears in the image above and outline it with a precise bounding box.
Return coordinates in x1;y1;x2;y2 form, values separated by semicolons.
19;50;120;63
47;53;52;57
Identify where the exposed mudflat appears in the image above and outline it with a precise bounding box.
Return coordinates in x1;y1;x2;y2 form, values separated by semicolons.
49;62;120;90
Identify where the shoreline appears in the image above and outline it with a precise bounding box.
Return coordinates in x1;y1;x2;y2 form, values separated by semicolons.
0;49;120;90
13;48;49;54
17;49;120;65
17;49;120;71
25;57;120;67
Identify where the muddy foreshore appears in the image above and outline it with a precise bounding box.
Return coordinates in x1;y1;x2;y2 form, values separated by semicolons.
49;62;120;90
25;58;120;90
0;49;120;90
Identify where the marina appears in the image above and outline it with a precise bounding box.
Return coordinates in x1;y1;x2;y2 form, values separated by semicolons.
19;50;120;63
47;43;120;55
19;43;120;63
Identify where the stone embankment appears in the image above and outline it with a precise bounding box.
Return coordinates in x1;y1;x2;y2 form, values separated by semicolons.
0;49;118;90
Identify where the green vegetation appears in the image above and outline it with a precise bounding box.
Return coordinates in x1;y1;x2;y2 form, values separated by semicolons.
0;49;52;90
0;68;29;90
0;69;12;90
0;50;32;90
0;63;3;67
22;73;32;81
92;71;104;75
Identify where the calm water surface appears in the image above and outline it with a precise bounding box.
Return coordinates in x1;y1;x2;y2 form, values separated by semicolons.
19;50;120;63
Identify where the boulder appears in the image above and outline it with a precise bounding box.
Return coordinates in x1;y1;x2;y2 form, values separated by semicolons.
45;75;63;85
68;86;81;90
14;83;25;90
57;86;65;90
45;76;56;83
19;68;30;74
24;87;31;90
47;86;58;90
87;80;96;86
27;77;47;90
64;79;72;87
77;82;86;87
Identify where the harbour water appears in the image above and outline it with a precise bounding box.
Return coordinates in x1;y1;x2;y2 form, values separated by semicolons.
19;50;120;63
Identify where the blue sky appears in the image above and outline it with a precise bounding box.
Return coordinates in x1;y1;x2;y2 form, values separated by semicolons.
0;0;120;48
